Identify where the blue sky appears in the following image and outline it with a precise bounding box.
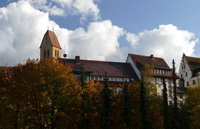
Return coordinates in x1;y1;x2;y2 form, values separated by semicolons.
0;0;199;68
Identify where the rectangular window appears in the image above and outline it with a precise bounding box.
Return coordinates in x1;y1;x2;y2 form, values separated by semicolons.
187;81;189;87
193;80;196;85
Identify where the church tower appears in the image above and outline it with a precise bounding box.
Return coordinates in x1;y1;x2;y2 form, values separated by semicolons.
40;30;62;59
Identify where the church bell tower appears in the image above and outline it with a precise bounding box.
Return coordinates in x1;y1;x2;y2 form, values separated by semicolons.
40;30;62;59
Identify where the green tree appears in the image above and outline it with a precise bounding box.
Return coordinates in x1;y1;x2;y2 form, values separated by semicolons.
140;65;164;129
123;84;135;129
185;85;200;129
100;73;112;129
172;59;178;129
162;78;170;129
79;64;92;129
140;76;149;129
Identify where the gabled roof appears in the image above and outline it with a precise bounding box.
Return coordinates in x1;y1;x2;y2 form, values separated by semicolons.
40;30;61;49
184;55;200;71
127;53;170;70
59;58;139;81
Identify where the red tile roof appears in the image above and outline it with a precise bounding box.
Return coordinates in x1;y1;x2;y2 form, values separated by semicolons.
59;58;139;81
128;53;170;70
42;30;61;49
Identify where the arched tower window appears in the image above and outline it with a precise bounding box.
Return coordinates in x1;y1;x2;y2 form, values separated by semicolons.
44;49;46;58
47;49;50;58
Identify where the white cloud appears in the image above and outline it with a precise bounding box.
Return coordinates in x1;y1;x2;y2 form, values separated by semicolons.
25;0;100;22
0;1;121;65
0;1;52;65
125;24;198;68
65;20;124;60
73;0;100;22
0;0;198;70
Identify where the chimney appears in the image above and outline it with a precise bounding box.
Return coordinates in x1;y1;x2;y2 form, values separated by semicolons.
75;56;80;64
150;54;154;58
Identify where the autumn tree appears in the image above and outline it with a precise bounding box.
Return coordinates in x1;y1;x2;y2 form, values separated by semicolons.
0;59;81;128
36;59;81;128
0;67;16;128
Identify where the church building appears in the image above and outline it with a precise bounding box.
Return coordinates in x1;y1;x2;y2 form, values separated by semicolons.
40;30;181;101
39;30;140;90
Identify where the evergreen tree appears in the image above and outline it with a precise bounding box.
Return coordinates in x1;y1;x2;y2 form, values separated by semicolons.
140;76;149;129
172;59;178;129
162;78;170;129
100;72;112;129
123;84;134;129
79;64;91;129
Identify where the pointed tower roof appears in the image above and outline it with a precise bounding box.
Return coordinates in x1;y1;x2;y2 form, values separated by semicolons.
40;30;61;49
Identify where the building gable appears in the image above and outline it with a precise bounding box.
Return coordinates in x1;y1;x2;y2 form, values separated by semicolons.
127;53;170;70
40;30;61;49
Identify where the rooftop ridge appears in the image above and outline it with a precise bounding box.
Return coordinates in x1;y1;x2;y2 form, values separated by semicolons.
60;57;127;64
128;53;163;59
